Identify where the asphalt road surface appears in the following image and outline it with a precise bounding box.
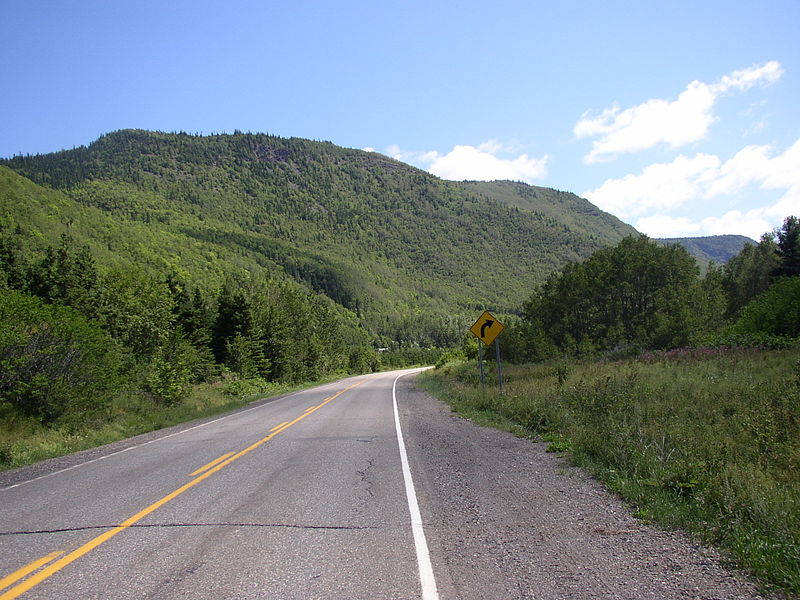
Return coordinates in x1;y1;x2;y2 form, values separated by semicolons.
0;369;770;599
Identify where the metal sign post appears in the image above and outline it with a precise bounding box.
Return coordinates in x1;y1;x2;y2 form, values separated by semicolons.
478;338;485;387
494;337;504;391
469;310;504;391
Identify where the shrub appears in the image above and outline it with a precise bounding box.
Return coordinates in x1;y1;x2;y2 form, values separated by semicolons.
0;289;123;424
729;276;800;338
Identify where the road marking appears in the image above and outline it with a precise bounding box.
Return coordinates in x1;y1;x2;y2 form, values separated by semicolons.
269;421;290;432
0;386;317;492
0;552;63;592
393;371;439;600
304;406;316;413
189;452;235;477
0;378;370;600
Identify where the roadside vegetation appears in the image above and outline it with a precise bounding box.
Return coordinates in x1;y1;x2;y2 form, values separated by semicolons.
0;231;443;471
425;216;800;596
422;349;800;595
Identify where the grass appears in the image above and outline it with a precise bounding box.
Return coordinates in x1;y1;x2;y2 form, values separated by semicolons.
419;347;800;597
0;375;342;472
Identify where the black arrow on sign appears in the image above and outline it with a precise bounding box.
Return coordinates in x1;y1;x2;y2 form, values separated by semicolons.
480;319;494;338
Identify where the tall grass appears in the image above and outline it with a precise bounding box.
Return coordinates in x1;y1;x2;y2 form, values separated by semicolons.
420;348;800;596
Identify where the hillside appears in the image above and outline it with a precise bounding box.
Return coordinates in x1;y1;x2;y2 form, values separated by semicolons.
1;129;637;345
657;235;754;265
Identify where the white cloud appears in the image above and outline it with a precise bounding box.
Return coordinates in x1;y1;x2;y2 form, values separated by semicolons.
428;145;548;183
700;210;774;240
584;138;800;239
386;141;548;184
635;215;701;237
574;61;783;163
584;153;721;218
715;61;783;93
386;144;440;166
362;146;376;152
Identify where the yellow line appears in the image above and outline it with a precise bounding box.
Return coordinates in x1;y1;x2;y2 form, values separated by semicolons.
304;406;316;413
0;552;64;591
269;421;289;432
0;378;369;600
189;452;234;477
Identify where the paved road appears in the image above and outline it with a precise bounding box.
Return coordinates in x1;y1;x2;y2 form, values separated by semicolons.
1;369;769;599
1;370;433;599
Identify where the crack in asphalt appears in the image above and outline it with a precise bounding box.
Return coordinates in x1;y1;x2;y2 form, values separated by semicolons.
0;522;379;536
356;457;376;498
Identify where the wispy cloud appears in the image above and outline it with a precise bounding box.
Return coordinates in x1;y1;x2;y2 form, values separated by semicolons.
583;138;800;239
574;61;783;164
386;140;548;184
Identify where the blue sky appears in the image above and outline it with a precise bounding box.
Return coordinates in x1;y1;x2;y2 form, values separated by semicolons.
1;0;798;239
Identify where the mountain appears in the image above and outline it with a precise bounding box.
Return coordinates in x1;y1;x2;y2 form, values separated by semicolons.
656;235;755;266
1;129;637;345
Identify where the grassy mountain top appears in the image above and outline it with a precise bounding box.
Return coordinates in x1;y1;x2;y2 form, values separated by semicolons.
2;129;637;344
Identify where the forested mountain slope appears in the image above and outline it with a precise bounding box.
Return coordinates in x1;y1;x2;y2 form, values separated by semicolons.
657;235;754;265
2;129;637;344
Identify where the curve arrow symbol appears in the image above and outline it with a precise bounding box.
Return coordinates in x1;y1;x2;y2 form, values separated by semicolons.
480;319;494;338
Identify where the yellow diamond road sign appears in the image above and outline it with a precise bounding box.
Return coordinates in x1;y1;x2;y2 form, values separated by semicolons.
469;310;504;346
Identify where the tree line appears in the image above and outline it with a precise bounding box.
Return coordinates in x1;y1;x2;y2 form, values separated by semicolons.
0;229;384;427
500;216;800;362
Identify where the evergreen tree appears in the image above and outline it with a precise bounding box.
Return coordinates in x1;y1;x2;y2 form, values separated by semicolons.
25;234;100;318
722;233;780;318
211;283;252;365
773;215;800;278
0;226;27;290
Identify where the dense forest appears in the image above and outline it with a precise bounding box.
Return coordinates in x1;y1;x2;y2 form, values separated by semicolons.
0;129;636;338
655;234;753;272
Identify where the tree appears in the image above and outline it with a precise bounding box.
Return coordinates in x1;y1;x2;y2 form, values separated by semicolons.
211;283;252;365
0;225;27;290
772;215;800;278
729;276;800;338
722;234;780;318
0;289;123;424
524;236;705;356
99;267;176;358
27;234;100;317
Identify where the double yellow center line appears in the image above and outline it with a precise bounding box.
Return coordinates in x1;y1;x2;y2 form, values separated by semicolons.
1;378;368;599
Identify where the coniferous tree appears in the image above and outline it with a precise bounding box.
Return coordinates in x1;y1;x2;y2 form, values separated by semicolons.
722;233;780;318
773;216;800;278
211;283;252;365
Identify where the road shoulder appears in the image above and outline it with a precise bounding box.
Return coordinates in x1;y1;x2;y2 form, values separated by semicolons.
397;375;772;600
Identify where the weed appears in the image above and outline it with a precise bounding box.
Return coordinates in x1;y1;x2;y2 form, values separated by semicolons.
422;348;800;596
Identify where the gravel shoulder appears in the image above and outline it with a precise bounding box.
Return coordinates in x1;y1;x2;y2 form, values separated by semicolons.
398;375;775;600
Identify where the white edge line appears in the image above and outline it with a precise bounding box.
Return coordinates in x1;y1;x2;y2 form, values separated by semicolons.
1;386;315;492
393;369;439;600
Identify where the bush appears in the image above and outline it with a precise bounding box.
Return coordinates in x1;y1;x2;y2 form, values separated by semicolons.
729;276;800;338
143;334;195;405
435;348;465;369
221;376;272;398
0;289;123;424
